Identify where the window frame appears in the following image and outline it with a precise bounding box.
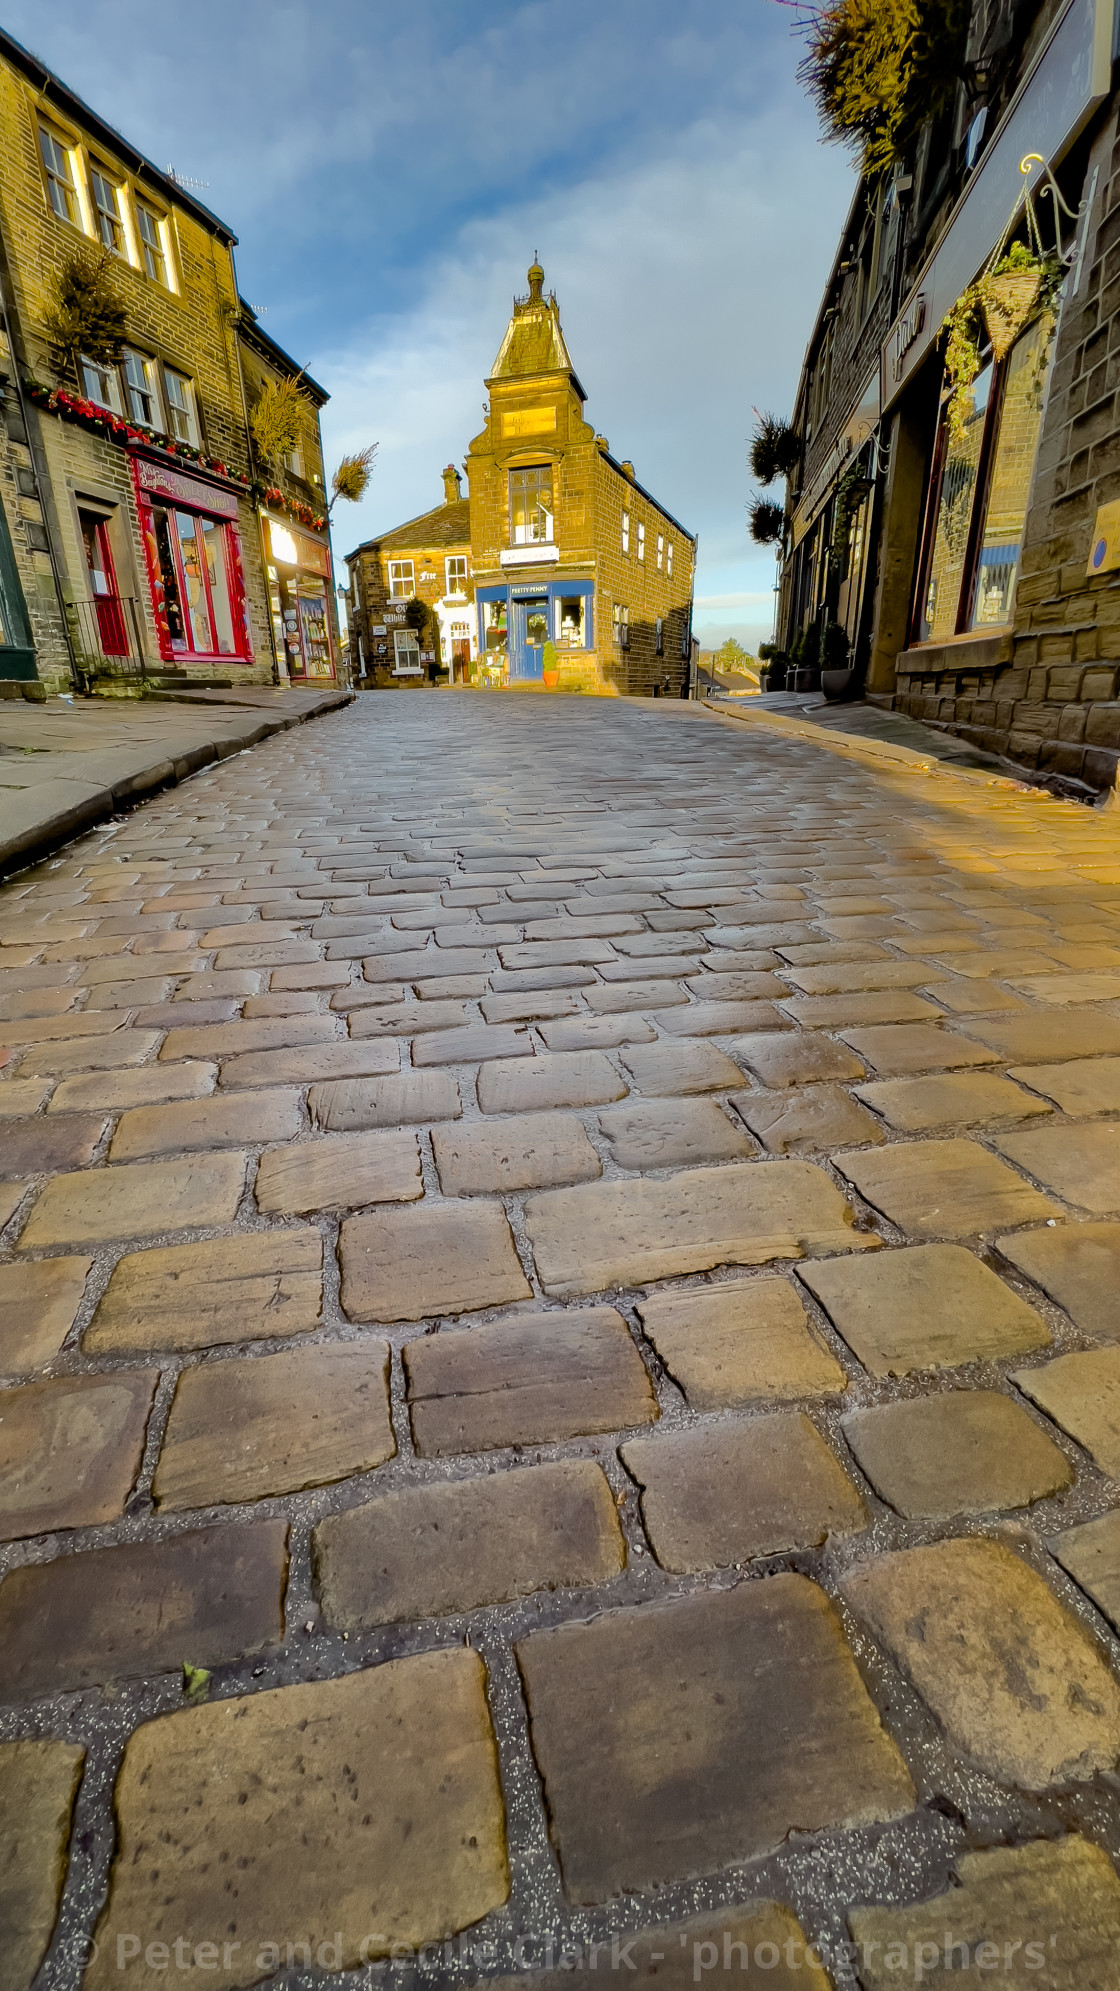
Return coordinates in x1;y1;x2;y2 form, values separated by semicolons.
393;627;423;675
39;123;80;227
387;559;415;600
637;521;646;562
123;350;162;428
79;355;124;415
163;369;199;446
666;542;674;578
445;554;469;595
136;201;169;285
508;465;554;545
88;164;125;255
621;509;630;556
656;533;664;570
655;617;664;655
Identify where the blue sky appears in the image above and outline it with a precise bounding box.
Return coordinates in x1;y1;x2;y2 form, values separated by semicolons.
7;0;854;651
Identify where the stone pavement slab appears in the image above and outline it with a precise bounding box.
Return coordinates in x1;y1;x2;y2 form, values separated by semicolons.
1012;1346;1120;1478
853;1070;1051;1131
835;1137;1061;1237
1049;1509;1120;1633
0;1369;157;1539
838;1022;1000;1073
17;1151;247;1248
843;1390;1072;1518
0;1738;84;1991
109;1086;303;1159
622;1411;867;1570
315;1459;623;1627
154;1342;394;1507
959;1012;1120;1063
254;1128;422;1213
0;1112;107;1175
524;1160;878;1295
730;1028;866;1087
405;1305;656;1454
515;1576;914;1902
994;1122;1120;1213
731;1083;884;1152
477;1048;626;1112
0;1255;91;1375
309;1069;460;1129
432;1111;601;1194
0;1519;287;1699
800;1243;1049;1375
618;1037;744;1094
340;1200;531;1321
997;1221;1120;1339
86;1652;508;1990
490;1905;831;1991
636;1277;847;1407
843;1536;1120;1789
597;1096;755;1169
848;1836;1120;1991
85;1229;323;1354
539;1012;656;1049
1008;1055;1120;1116
217;1040;399;1086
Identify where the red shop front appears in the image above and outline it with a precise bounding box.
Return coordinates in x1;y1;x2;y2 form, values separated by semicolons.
132;456;253;667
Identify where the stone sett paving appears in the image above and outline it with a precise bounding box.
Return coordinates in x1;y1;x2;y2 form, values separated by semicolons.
6;694;1120;1991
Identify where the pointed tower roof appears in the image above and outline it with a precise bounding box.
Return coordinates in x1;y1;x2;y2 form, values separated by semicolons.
488;261;585;399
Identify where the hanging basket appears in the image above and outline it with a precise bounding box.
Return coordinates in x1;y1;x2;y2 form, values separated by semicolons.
977;268;1043;362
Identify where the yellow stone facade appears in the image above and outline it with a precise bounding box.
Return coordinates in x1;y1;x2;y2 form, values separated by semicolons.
0;28;333;694
346;467;472;689
466;263;695;695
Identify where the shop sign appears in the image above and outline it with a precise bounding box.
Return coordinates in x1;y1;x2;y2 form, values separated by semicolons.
265;515;331;575
502;407;557;436
1087;497;1120;573
371;624;388;635
882;0;1113;407
891;295;926;381
135;456;240;518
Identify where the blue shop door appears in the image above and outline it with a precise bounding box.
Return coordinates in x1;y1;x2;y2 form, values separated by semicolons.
509;597;548;679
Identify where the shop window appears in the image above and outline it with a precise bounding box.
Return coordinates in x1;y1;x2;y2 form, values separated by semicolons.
164;370;198;446
968;315;1053;629
388;559;414;599
509;466;553;544
80;356;123;414
482;598;508;651
78;512;129;655
39;125;79;226
89;167;124;254
914;311;1053;644
393;628;422;675
124;351;161;428
555;595;587;648
149;505;242;657
637;521;646;562
657;533;664;570
446;555;468;594
277;574;333;677
666;542;674;578
137;203;167;285
621;510;630;555
613;602;629;649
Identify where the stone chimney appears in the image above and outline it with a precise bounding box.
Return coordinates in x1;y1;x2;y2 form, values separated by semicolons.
442;464;462;503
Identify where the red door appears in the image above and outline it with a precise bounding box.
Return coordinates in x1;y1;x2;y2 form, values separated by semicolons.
79;514;128;654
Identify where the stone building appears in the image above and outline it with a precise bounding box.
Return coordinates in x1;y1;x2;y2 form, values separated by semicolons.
0;25;337;697
775;0;1120;792
466;262;695;694
344;467;473;688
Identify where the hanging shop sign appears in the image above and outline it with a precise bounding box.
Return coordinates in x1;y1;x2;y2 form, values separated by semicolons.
882;0;1113;408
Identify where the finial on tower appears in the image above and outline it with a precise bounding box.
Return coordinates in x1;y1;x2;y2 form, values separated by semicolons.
527;257;544;301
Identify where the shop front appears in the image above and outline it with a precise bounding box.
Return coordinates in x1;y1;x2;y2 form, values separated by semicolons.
262;513;337;682
476;579;593;684
133;456;253;668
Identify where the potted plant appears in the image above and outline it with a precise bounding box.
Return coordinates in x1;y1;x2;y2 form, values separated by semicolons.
758;641;787;692
542;638;560;689
789;624;820;693
819;620;855;701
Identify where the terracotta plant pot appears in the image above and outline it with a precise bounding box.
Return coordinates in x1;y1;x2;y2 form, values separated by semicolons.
542;669;560;688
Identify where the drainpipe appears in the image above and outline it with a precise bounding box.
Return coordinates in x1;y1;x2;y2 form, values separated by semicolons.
0;210;82;692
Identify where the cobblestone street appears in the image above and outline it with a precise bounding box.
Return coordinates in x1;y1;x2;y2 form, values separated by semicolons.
6;690;1120;1990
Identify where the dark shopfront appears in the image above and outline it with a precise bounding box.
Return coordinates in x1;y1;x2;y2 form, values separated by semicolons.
476;578;593;682
262;513;337;683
